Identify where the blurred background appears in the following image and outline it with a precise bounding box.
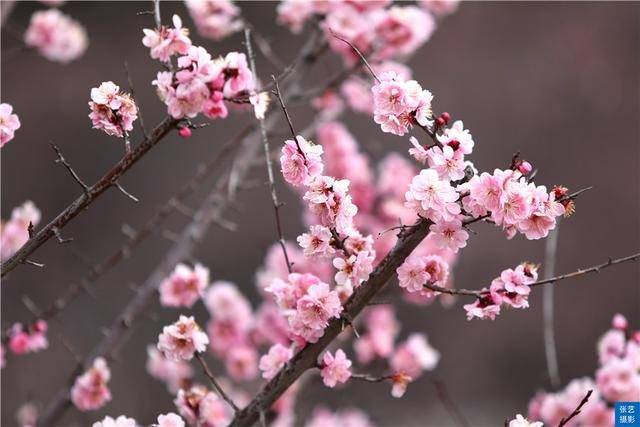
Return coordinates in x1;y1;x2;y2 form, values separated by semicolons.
1;1;639;426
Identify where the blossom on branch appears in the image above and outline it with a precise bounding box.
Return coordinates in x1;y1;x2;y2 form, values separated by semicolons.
157;315;209;361
185;0;243;41
321;349;352;387
92;416;137;427
159;263;209;308
142;14;192;62
71;358;112;411
1;201;41;261
88;82;138;138
0;103;20;147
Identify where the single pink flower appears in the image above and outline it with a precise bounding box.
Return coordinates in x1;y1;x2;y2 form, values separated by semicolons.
157;315;209;361
159;263;209;308
0;103;21;147
259;343;293;380
71;358;111;411
24;9;87;63
320;349;352;387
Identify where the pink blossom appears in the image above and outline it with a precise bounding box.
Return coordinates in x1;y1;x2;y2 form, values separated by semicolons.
408;136;429;164
463;294;501;320
204;281;253;328
390;333;440;379
16;402;38;427
418;0;460;17
595;357;640;402
405;169;460;221
206;318;247;357
297;225;335;258
225;345;259;381
390;372;412;398
159;263;209;308
175;385;233;427
467;169;512;213
253;303;291;346
613;313;628;330
24;9;87;63
426;145;466;181
266;272;321;312
1;201;41;261
429;219;469;253
0;103;20;147
250;91;270;120
321;349;352;387
356;306;399;364
597;329;626;366
142;14;191;62
88;81;138;138
146;346;193;393
277;0;314;34
71;358;111;411
305;406;375;427
494;178;533;226
185;0;243;41
374;6;435;60
507;414;542;427
280;136;324;186
304;176;358;234
259;343;293;380
157;315;209;361
323;4;374;65
220;52;255;97
397;255;429;293
437;120;474;155
294;282;343;331
157;413;185;427
333;250;374;288
91;416;137;427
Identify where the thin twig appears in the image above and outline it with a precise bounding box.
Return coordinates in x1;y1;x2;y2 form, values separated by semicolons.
246;27;293;274
195;352;239;412
543;224;561;389
1;117;180;279
329;29;380;84
113;181;140;203
51;143;90;193
271;76;298;139
558;390;593;427
433;380;470;427
424;252;640;297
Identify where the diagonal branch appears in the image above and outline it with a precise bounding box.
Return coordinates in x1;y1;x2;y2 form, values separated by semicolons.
1;116;180;279
195;352;239;413
229;218;433;427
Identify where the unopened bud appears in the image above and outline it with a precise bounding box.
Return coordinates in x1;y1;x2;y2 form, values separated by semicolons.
179;127;192;138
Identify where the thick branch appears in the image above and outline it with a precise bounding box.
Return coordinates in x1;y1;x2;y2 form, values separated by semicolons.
1;117;180;279
230;219;433;427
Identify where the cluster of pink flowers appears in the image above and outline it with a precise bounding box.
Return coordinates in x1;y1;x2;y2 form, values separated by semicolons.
527;315;640;426
354;306;399;364
204;280;260;381
371;71;434;136
152;45;262;120
0;103;21;147
185;0;243;40
305;406;375;427
0;200;41;261
280;136;325;187
463;263;539;321
146;346;193;393
174;384;234;427
71;357;112;411
320;349;352;387
258;343;292;380
266;273;343;344
6;320;48;355
88;81;138;138
397;254;449;294
389;333;440;397
24;9;88;63
159;263;209;308
142;14;192;62
277;2;435;65
157;315;209;361
462;169;566;239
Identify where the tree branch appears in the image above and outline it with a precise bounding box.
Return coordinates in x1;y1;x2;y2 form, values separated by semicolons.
1;117;180;279
195;352;239;413
558;389;593;427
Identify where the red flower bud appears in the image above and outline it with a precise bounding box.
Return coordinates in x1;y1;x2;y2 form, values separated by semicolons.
440;112;451;124
179;127;192;138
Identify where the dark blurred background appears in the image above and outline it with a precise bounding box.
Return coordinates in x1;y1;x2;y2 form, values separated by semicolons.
1;1;639;426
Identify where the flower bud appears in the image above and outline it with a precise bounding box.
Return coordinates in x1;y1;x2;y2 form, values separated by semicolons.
440;112;451;124
179;127;192;138
517;160;532;175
